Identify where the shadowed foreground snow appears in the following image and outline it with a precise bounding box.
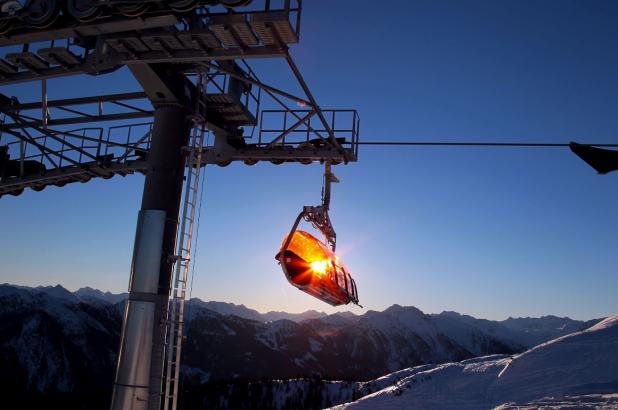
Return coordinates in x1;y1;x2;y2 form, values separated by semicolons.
329;316;618;410
495;393;618;409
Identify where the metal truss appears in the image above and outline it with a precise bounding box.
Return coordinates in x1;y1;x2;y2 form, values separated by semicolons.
1;53;359;197
0;0;359;201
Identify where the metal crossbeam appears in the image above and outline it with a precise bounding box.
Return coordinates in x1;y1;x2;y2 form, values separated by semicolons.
0;92;152;131
0;92;147;111
0;160;147;196
0;14;180;47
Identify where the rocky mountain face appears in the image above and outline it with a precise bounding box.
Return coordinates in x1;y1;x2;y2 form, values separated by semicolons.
0;284;602;409
0;284;121;409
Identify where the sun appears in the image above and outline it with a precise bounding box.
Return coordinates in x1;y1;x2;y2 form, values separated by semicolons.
310;260;328;276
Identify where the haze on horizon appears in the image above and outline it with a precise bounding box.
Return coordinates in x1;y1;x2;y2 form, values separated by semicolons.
1;0;617;321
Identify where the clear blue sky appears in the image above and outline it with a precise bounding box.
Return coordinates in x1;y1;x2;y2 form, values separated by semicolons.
1;0;617;320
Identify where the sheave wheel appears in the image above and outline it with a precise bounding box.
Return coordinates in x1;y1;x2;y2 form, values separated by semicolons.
169;0;200;12
66;0;101;22
116;2;149;17
220;0;253;8
23;0;59;28
0;20;12;35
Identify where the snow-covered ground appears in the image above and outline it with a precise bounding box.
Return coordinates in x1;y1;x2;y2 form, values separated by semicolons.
329;315;618;409
494;394;618;409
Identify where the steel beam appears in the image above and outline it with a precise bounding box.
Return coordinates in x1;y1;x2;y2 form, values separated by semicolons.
112;67;193;410
202;146;356;165
0;161;147;196
284;52;350;161
0;92;147;111
0;111;153;129
122;45;287;65
0;15;180;47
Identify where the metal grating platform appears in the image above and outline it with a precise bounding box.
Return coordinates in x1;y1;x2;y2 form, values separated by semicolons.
37;48;82;67
5;52;49;71
105;12;297;55
210;14;259;47
0;8;300;85
250;11;299;45
0;59;17;77
205;93;257;126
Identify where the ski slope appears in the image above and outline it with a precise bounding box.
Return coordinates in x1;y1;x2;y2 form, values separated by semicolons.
330;315;618;409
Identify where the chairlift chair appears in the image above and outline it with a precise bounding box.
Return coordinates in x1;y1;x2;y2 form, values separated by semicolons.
275;163;360;307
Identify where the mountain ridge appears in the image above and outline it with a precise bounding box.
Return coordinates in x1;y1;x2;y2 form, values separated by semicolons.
0;283;606;409
66;284;602;325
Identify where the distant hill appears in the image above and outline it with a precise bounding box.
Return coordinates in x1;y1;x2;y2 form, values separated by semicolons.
0;283;605;409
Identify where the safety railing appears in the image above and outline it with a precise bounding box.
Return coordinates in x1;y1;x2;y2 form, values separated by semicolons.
199;0;303;41
1;122;152;180
258;108;360;157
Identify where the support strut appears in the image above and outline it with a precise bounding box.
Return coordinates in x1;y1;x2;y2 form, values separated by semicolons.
111;103;191;410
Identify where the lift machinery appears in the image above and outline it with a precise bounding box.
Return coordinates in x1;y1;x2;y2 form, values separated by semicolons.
0;1;360;409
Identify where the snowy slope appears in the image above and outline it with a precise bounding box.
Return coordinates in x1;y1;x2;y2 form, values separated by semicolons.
330;315;618;409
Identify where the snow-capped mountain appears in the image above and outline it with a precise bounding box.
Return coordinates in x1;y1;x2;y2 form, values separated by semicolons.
329;315;618;409
499;315;601;346
185;298;327;323
0;283;605;409
74;286;127;305
0;283;120;408
430;311;600;355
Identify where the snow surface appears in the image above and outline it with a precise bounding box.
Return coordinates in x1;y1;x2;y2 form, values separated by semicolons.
329;314;618;410
494;394;618;409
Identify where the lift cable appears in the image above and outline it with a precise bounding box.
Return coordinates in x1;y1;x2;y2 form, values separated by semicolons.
354;141;618;148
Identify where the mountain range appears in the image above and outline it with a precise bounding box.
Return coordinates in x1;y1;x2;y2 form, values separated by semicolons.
0;283;604;409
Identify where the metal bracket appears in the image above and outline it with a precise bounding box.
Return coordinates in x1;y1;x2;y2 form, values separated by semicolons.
279;162;339;258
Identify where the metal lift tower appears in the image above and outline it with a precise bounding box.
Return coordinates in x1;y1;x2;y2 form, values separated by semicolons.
0;1;359;409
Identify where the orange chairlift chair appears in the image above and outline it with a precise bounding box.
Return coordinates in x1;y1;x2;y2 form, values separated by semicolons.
276;163;360;307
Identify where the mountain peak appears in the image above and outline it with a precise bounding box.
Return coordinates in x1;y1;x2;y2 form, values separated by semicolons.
74;287;127;304
36;284;78;302
383;304;424;316
384;304;404;312
439;310;463;318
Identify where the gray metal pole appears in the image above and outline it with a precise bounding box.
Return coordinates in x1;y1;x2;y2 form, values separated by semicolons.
111;104;191;410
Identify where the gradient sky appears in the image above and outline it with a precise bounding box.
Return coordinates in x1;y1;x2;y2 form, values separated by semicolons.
1;0;617;320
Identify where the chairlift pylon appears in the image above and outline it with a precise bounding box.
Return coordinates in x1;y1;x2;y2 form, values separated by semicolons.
276;162;361;307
